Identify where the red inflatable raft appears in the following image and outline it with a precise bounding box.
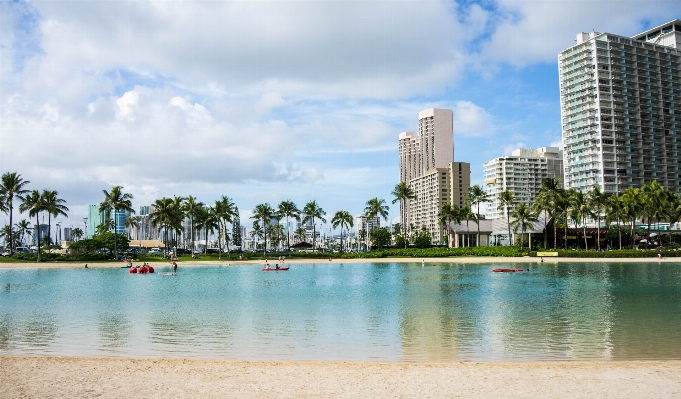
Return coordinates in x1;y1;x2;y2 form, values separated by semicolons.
148;265;154;273
493;268;524;273
262;267;289;271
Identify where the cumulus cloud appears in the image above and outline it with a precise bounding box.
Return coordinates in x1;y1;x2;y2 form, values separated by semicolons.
453;101;493;137
480;0;677;66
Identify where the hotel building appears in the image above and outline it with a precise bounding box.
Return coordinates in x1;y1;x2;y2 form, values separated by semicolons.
398;108;471;243
484;147;564;219
559;20;681;193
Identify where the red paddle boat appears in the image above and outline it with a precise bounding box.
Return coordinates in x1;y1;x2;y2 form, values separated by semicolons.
492;268;524;273
262;267;289;271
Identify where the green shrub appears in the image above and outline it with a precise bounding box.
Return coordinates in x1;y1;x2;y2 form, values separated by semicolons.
541;249;680;258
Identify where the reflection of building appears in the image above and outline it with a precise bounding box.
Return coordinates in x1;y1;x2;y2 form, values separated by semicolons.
398;108;471;243
559;21;681;193
484;147;564;219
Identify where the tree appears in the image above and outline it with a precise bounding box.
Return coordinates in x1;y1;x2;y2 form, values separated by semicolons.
14;219;32;247
182;195;205;254
468;185;490;248
148;197;181;258
18;190;45;262
510;203;538;251
70;227;83;242
250;221;264;250
95;231;130;256
537;178;563;249
214;196;237;258
621;187;643;248
532;193;552;249
641;181;666;248
460;204;474;247
277;200;300;254
100;186;135;259
0;172;31;255
437;202;462;248
498;189;515;246
369;227;391;249
231;209;242;247
391;182;415;248
587;186;608;250
569;190;592;250
364;197;388;247
413;227;432;248
124;216;138;239
556;190;573;250
41;190;69;247
605;193;626;250
331;210;353;254
0;225;20;249
251;203;277;257
293;226;306;243
301;200;326;252
196;206;220;255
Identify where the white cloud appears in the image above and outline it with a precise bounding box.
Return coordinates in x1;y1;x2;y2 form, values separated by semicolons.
480;0;677;66
453;101;493;137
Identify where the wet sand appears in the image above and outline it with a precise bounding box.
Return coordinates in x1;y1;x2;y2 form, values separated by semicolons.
2;356;680;398
0;256;678;269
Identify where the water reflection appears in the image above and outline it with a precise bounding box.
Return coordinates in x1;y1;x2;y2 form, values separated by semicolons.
0;263;680;361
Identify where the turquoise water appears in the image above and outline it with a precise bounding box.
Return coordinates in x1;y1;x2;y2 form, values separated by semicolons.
1;262;680;362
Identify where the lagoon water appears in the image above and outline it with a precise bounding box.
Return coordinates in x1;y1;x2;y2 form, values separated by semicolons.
1;262;681;362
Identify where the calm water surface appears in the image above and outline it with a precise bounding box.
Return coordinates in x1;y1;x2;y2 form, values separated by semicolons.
1;262;680;362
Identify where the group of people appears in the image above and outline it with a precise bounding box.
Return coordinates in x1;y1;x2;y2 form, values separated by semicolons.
264;256;286;270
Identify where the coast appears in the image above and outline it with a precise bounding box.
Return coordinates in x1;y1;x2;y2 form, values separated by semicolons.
0;256;678;269
2;356;680;398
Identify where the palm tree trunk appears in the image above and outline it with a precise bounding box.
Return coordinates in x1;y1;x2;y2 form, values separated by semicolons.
48;214;52;247
476;203;481;247
263;218;267;257
597;216;601;251
617;218;622;250
553;203;557;249
507;209;512;247
543;210;548;249
114;215;118;260
312;219;316;252
286;216;291;255
36;213;41;262
583;225;588;250
9;200;14;255
646;216;652;249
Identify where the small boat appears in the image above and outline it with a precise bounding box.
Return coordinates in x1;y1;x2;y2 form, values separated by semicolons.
492;268;524;273
262;267;289;271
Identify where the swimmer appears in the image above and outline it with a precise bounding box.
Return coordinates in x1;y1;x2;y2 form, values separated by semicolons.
84;264;88;268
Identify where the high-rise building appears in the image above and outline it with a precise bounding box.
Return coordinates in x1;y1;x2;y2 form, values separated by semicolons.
484;147;564;219
398;108;470;243
354;214;380;239
559;20;681;193
87;205;104;238
63;227;72;241
32;224;49;245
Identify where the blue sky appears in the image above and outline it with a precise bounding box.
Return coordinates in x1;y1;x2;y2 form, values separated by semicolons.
0;0;678;233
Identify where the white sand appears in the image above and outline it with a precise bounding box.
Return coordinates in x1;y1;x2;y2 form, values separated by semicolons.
1;357;680;398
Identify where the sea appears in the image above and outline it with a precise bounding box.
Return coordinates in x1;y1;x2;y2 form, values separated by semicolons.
1;261;680;362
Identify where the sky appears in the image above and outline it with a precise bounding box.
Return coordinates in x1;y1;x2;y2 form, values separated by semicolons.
0;0;678;234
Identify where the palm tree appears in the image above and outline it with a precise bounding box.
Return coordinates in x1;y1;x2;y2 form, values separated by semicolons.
18;190;45;261
14;219;32;247
498;189;515;246
556;190;573;250
293;226;306;243
70;227;83;242
642;181;666;248
532;193;552;249
100;186;135;259
214;196;237;258
468;185;490;248
538;178;563;249
250;221;264;251
510;203;538;251
364;197;388;248
277;200;300;254
605;193;626;250
391;182;416;248
621;187;643;248
437;202;462;247
124;216;138;239
148;197;181;258
569;190;592;250
0;172;31;255
587;186;608;250
331;210;353;254
0;225;18;249
195;206;219;255
666;194;681;246
182;195;205;254
302;200;326;252
459;202;475;247
41;190;69;246
251;203;277;257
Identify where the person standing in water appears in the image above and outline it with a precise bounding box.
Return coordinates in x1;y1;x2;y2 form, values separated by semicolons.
172;261;178;275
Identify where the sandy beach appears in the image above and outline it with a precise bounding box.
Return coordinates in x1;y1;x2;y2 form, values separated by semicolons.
1;356;679;398
0;256;678;269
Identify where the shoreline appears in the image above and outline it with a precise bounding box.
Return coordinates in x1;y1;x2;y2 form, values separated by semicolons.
2;356;680;398
0;256;678;269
